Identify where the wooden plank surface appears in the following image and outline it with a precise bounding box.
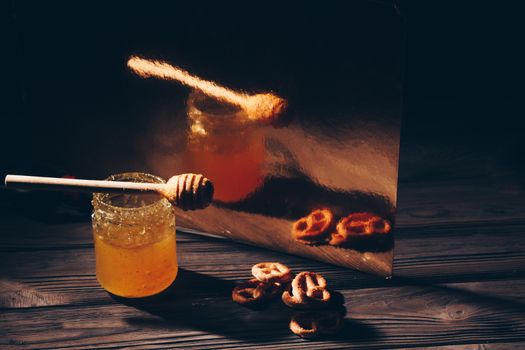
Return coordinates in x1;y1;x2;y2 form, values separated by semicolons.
1;143;525;349
1;278;525;349
1;214;525;349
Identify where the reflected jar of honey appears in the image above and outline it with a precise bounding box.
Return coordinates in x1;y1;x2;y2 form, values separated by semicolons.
184;90;265;203
91;172;177;298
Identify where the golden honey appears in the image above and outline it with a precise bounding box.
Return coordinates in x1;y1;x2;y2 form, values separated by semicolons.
184;90;264;203
91;173;177;298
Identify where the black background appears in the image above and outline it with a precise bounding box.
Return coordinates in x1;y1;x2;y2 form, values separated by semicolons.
2;0;524;188
399;1;524;188
3;0;403;177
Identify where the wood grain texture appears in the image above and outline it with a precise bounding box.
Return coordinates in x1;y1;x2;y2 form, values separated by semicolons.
1;278;525;349
1;143;525;349
1;218;525;349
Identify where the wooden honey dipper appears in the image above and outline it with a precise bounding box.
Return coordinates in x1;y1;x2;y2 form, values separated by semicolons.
4;173;214;211
127;56;289;125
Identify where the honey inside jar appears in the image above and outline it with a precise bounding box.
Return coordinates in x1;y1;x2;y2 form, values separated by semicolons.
183;90;265;203
91;173;177;298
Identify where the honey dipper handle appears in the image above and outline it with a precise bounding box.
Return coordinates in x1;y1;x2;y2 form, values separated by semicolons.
4;175;164;194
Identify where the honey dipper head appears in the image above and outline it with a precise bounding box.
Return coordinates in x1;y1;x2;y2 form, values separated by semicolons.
164;173;214;211
245;93;289;126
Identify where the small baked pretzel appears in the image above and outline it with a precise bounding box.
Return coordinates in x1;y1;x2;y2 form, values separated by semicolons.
282;284;309;309
289;312;320;339
329;212;391;246
252;262;293;283
295;272;330;303
282;272;331;309
292;209;334;244
289;310;344;338
232;279;282;305
232;279;267;305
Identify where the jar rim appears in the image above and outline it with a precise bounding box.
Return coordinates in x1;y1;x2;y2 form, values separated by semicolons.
92;172;169;214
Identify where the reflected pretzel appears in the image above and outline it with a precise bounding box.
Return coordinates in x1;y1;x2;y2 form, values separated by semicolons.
282;272;331;309
289;310;344;338
292;209;334;245
252;262;293;284
329;212;391;246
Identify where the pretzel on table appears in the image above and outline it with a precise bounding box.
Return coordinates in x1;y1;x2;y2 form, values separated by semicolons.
232;278;282;305
282;271;331;309
289;310;344;338
251;262;293;284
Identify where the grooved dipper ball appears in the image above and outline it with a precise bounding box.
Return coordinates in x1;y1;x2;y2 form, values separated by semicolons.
162;173;214;211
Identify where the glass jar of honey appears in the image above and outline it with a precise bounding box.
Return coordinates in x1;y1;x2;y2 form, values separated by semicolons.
91;172;177;298
183;90;265;203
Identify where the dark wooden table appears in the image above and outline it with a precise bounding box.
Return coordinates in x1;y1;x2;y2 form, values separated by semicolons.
1;141;525;349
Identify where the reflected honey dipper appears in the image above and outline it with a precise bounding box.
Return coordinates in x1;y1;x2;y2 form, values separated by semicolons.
4;173;214;211
127;56;289;125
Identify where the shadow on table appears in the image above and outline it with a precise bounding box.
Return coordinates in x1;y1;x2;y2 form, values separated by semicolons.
358;275;525;343
396;275;525;312
114;268;382;343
